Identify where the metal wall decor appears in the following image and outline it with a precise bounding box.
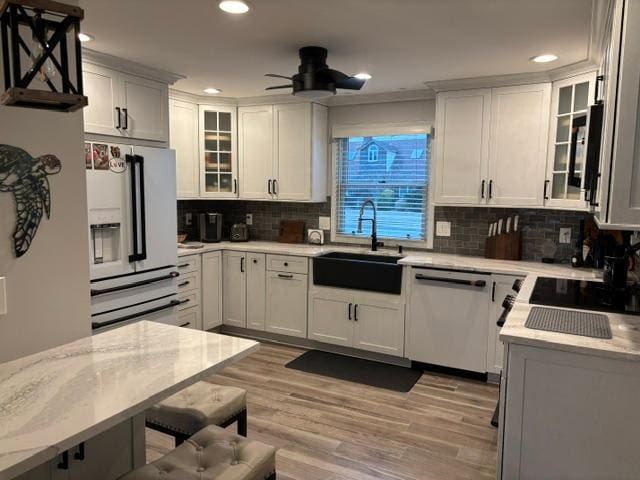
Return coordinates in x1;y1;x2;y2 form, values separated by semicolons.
0;0;87;111
0;144;61;257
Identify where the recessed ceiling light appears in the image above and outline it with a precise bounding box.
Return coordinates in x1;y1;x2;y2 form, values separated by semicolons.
530;54;558;63
78;33;93;42
354;72;372;80
219;0;250;14
203;88;222;94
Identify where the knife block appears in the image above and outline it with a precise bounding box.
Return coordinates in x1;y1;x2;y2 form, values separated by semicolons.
485;231;522;260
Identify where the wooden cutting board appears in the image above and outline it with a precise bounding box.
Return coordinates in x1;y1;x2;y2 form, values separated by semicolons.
278;220;306;243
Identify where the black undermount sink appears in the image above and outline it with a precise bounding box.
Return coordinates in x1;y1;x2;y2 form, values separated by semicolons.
313;252;403;294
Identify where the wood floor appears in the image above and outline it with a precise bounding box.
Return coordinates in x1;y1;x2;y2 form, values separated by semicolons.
146;343;499;480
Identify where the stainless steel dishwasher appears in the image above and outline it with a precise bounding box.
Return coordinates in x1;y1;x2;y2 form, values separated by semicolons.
406;267;492;373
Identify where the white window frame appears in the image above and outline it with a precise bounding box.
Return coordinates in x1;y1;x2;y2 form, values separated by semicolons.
330;122;435;249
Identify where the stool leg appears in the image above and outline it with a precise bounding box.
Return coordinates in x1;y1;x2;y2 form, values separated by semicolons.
237;408;248;437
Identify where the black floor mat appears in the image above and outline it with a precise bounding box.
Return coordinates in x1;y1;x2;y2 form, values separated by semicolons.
285;350;422;393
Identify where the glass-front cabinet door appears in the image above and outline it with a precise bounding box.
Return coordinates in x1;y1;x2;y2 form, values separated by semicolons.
544;72;596;209
199;105;238;198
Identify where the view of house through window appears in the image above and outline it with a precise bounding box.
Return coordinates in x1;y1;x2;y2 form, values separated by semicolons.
334;131;430;242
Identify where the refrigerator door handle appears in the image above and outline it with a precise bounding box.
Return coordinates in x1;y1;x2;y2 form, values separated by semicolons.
91;299;180;330
135;154;148;261
126;154;140;262
90;271;179;297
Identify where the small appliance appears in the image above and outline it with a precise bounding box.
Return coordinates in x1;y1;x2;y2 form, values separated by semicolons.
230;223;249;242
198;213;223;243
307;229;324;245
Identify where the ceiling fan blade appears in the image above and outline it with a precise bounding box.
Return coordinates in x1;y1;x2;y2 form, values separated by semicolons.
265;73;293;80
335;76;366;90
265;84;293;90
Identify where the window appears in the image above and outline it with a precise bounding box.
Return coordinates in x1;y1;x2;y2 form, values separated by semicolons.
332;127;432;245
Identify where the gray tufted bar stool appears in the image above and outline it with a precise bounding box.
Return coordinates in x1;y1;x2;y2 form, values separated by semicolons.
146;382;248;445
119;425;276;480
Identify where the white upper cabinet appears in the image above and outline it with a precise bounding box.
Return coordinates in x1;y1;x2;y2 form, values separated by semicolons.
238;105;274;200
82;63;169;143
488;83;551;206
238;102;328;202
544;73;596;210
199;105;238;198
435;89;491;204
435;83;551;208
170;99;199;199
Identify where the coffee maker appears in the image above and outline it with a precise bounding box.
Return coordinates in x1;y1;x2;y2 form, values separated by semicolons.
198;213;223;243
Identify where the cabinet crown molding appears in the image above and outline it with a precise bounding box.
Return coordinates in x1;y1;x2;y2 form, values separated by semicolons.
82;48;185;85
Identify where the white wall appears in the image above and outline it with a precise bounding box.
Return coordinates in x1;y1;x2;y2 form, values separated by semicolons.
0;107;91;363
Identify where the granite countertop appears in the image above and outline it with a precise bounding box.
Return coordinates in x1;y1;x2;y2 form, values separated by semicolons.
178;240;600;280
0;322;259;479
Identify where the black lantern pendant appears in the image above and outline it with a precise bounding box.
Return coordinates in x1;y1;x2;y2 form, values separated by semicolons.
0;0;88;112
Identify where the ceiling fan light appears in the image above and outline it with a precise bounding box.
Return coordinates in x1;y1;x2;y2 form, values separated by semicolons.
219;0;250;14
354;72;372;80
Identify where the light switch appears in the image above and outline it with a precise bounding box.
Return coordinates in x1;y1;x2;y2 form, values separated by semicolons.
319;216;331;230
436;221;451;237
245;213;253;226
0;277;6;316
559;228;571;244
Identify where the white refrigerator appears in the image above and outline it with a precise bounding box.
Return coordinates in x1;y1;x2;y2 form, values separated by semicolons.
86;143;179;331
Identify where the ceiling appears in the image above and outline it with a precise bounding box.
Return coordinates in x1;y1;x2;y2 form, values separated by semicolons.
78;0;596;98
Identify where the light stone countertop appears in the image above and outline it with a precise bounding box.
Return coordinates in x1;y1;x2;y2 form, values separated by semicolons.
0;322;259;479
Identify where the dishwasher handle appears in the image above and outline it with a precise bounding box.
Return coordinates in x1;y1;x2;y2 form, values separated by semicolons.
414;274;486;288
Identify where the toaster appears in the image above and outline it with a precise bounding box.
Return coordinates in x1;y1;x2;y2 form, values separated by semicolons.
230;223;249;242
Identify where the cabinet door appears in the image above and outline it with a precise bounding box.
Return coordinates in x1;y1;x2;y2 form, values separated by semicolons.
352;297;405;357
200;106;238;199
238;105;273;199
177;306;202;330
308;290;353;347
246;253;266;330
487;275;522;374
120;73;169;142
265;272;307;338
434;89;491;204
202;252;222;330
170;100;199;199
82;63;121;137
488;84;551;206
223;252;246;327
274;103;311;200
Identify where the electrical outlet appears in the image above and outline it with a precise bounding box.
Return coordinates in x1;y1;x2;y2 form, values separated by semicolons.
185;213;192;226
0;277;6;316
319;216;331;230
245;213;253;226
559;228;571;244
436;221;451;237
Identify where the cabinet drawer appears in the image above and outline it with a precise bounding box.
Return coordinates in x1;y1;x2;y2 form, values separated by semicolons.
177;270;200;293
266;254;308;274
177;306;202;330
177;289;199;310
177;255;201;274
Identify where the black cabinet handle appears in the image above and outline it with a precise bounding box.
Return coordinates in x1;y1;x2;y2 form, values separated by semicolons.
278;273;293;279
481;180;486;199
492;281;496;302
180;322;191;328
268;179;272;195
178;281;190;288
273;179;278;195
284;262;288;267
233;178;237;194
240;257;244;273
115;107;122;129
488;180;493;199
91;271;179;297
253;259;257;264
354;304;358;321
57;451;69;470
348;303;352;320
415;274;487;288
543;179;550;200
74;442;85;461
122;107;128;130
178;263;190;268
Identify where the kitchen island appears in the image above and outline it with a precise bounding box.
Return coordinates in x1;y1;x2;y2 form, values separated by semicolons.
0;322;259;480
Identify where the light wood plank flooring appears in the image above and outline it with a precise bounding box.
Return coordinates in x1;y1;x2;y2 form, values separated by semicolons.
146;343;499;480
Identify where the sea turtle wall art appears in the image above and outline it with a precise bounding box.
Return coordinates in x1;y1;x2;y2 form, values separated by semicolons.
0;144;62;258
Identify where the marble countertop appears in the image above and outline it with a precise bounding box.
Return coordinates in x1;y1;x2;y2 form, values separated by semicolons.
0;322;259;479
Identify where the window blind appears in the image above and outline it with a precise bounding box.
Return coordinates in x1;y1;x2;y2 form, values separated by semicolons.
334;133;430;242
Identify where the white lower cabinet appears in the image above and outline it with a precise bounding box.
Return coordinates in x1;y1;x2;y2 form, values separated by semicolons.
246;253;266;330
223;251;247;327
265;271;308;338
201;252;222;330
177;254;202;330
309;287;405;357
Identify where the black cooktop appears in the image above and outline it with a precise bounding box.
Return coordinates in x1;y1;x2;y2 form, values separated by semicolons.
530;277;640;316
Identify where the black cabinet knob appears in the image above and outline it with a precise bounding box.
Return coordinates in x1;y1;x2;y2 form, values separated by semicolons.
253;259;257;263
284;262;289;266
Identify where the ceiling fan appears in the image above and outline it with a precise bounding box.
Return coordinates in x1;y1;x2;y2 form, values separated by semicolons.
265;46;367;98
